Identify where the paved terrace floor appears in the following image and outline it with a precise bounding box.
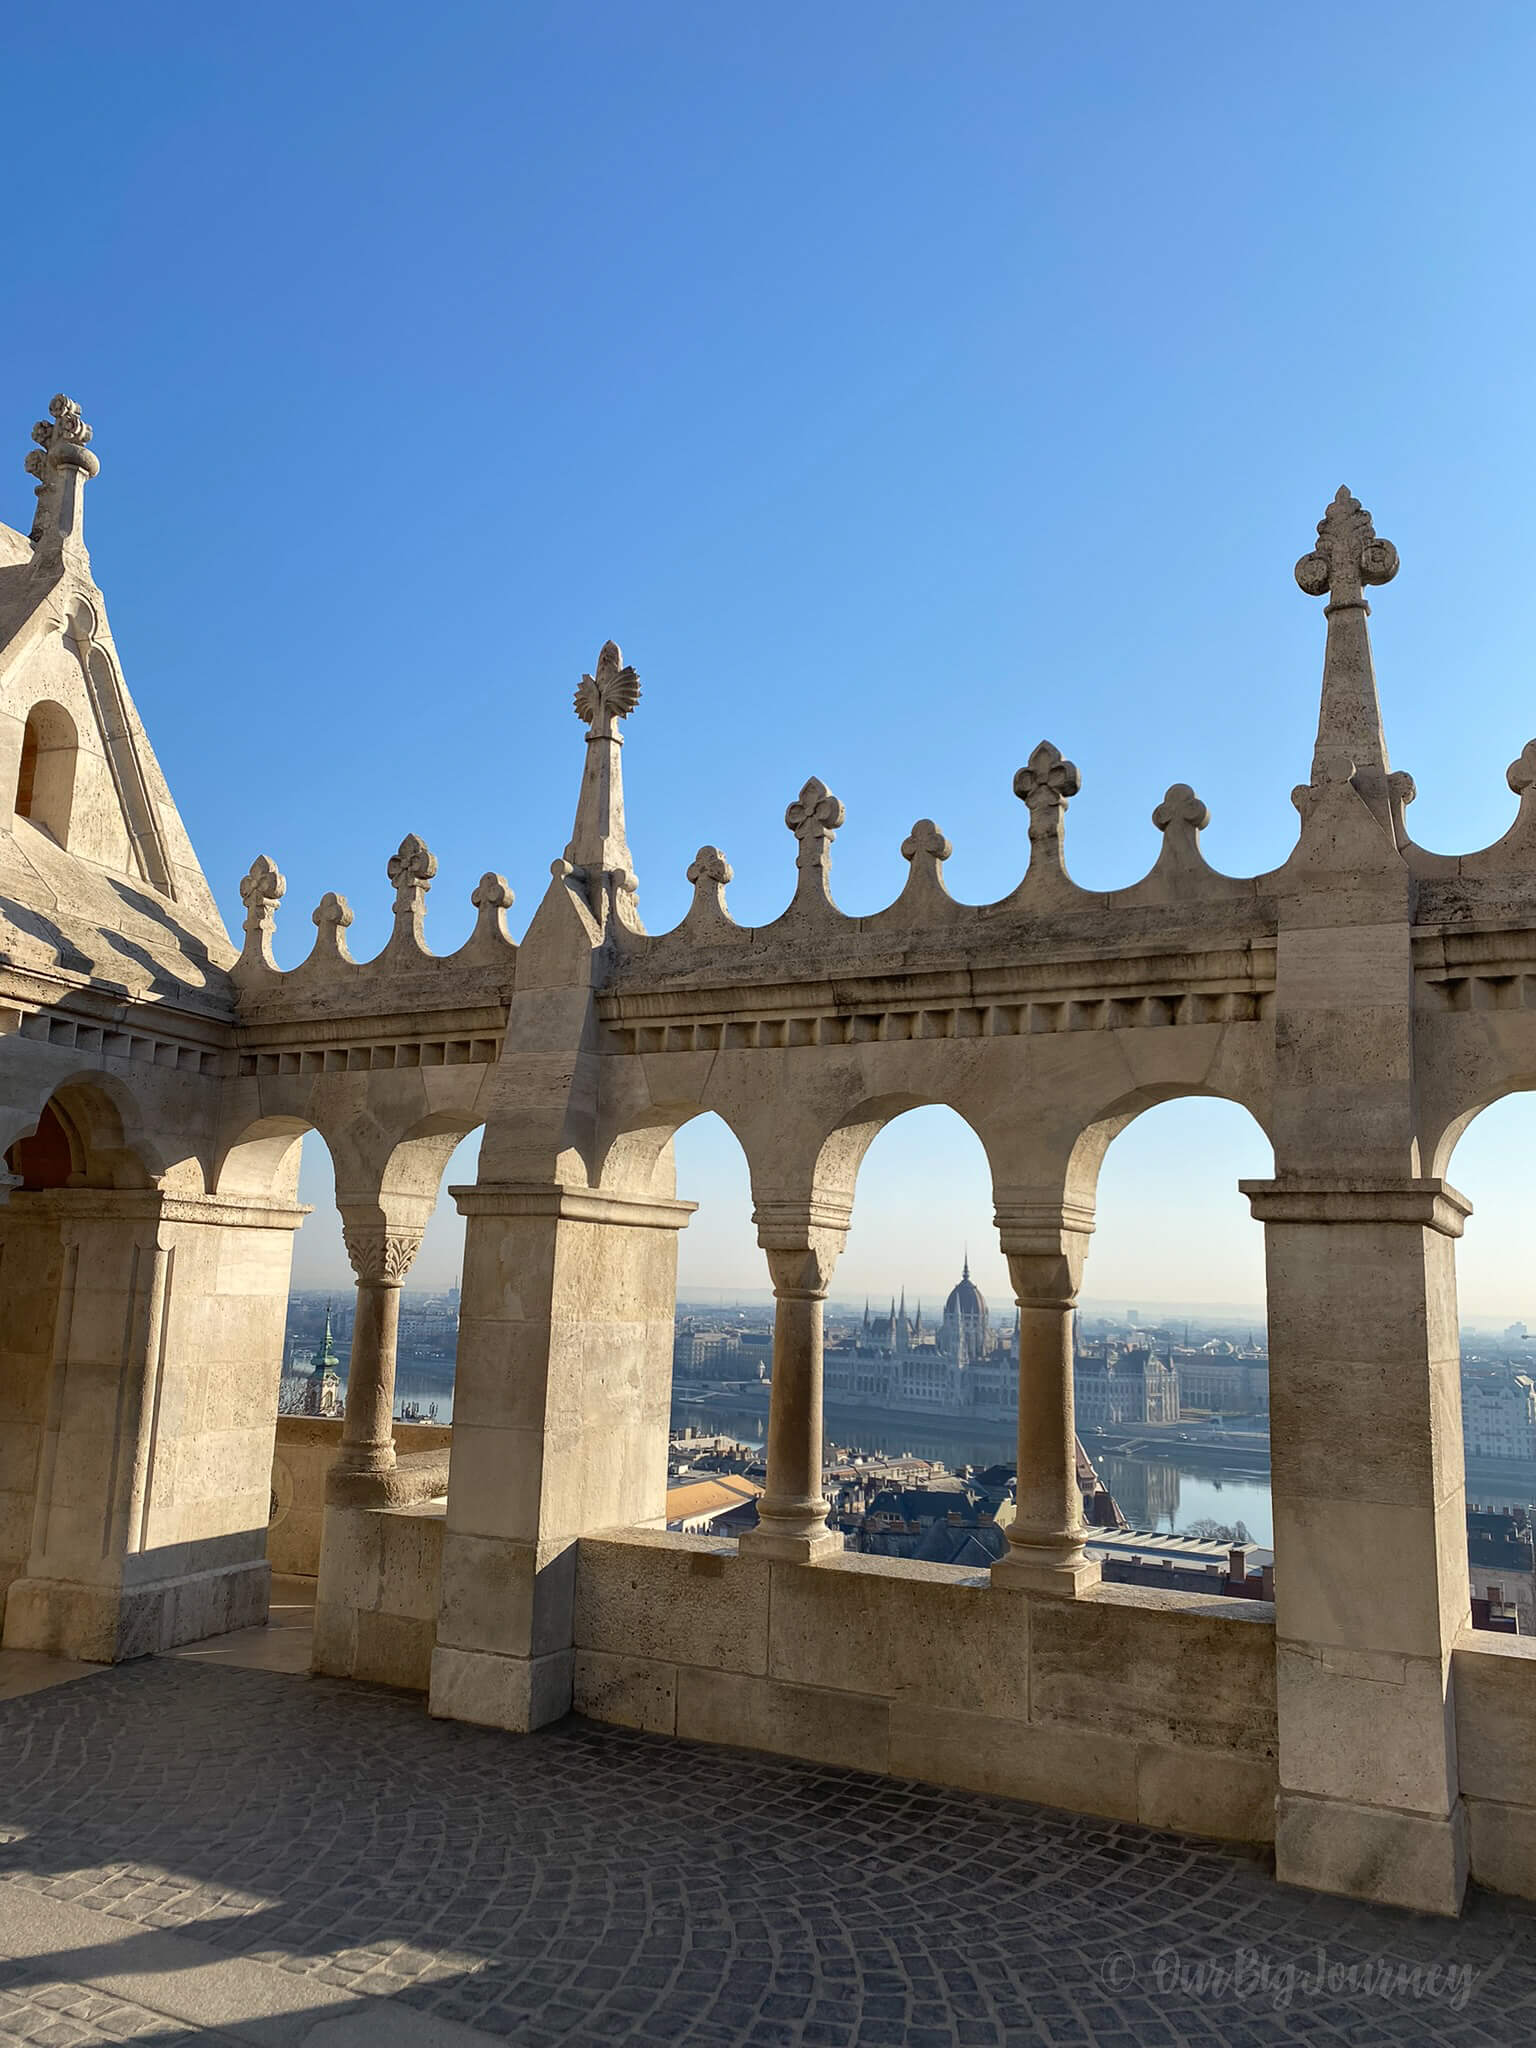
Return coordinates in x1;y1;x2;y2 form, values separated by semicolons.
0;1589;1532;2047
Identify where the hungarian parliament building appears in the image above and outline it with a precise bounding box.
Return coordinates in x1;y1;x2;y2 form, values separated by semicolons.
819;1256;1266;1424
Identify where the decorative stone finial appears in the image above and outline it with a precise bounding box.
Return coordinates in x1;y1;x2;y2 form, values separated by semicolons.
785;778;845;867
234;854;285;977
1012;742;1081;896
454;871;515;963
1152;784;1209;835
385;832;437;955
573;640;641;738
471;871;514;913
687;846;733;888
1295;487;1399;610
387;832;437;899
783;778;845;914
25;394;98;549
313;890;353;930
563;640;642;929
1296;487;1400;835
1014;742;1080;814
307;890;355;969
1508;744;1536;799
683;845;735;929
901;820;953;865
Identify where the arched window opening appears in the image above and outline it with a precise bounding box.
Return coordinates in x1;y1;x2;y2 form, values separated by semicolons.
279;1132;350;1420
1444;1095;1536;1637
826;1104;1014;1567
391;1129;480;1426
665;1112;770;1531
13;701;78;846
5;1100;80;1190
1087;1097;1273;1597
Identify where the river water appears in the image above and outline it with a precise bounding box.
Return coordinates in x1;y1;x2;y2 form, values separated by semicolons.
673;1398;1279;1544
397;1377;1536;1555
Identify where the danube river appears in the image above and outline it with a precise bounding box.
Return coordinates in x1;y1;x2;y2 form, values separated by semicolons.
399;1371;1536;1556
673;1394;1278;1544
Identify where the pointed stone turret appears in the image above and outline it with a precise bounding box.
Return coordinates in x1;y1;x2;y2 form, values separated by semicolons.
2;391;230;955
1295;486;1400;832
25;395;98;561
565;640;642;925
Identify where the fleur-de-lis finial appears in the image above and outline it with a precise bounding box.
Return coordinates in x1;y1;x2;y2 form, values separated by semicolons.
1152;784;1209;834
313;891;354;931
387;831;437;902
25;394;98;543
234;854;286;976
238;853;285;919
684;845;735;926
686;846;733;888
1295;487;1399;610
1013;742;1080;883
901;819;953;864
573;640;641;739
785;777;845;869
471;871;514;913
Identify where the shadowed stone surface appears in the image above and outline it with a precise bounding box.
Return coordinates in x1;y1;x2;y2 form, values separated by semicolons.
0;1660;1533;2045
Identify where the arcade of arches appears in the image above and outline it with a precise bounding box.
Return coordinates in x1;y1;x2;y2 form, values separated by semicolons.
6;402;1536;1919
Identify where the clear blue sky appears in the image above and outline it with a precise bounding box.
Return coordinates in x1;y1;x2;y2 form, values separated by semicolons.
11;3;1536;1311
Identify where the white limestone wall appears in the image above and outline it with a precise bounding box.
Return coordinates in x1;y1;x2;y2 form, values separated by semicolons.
572;1531;1281;1844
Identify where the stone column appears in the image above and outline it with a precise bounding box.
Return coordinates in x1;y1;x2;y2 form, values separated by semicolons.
428;1181;694;1733
737;1199;849;1565
334;1216;423;1477
990;1202;1101;1596
1243;1176;1471;1916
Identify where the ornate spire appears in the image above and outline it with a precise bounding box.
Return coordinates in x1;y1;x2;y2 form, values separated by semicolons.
1013;741;1080;886
386;832;437;953
565;640;641;926
235;854;286;977
1295;487;1400;831
785;776;845;911
25;394;98;553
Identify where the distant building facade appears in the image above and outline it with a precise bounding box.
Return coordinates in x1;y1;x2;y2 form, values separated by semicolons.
1462;1373;1536;1461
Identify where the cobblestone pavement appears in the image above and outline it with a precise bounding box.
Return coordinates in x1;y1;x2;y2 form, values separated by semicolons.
0;1658;1533;2046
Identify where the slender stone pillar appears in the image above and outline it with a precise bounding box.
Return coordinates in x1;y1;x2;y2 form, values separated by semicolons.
334;1219;423;1477
738;1199;849;1565
990;1202;1101;1597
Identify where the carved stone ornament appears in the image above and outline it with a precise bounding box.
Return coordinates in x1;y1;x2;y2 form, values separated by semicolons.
1013;742;1081;812
1294;486;1399;608
26;394;95;477
387;832;438;895
1508;743;1536;798
313;891;354;931
341;1223;424;1285
472;871;514;912
1152;784;1209;834
686;846;733;887
901;819;952;864
573;640;641;737
238;854;286;917
785;777;845;867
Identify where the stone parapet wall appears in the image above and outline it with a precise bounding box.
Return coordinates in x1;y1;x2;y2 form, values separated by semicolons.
1451;1631;1536;1900
268;1417;451;1579
572;1531;1280;1844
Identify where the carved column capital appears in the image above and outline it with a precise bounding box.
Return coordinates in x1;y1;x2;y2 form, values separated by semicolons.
341;1222;424;1287
753;1194;852;1297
